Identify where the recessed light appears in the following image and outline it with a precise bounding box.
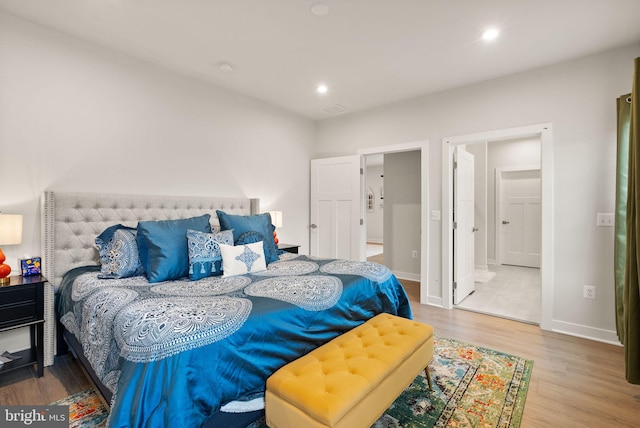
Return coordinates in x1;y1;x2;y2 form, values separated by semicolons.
218;61;234;72
316;84;328;94
481;28;500;41
310;2;330;16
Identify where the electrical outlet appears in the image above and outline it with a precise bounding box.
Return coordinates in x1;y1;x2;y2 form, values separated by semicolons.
412;250;418;258
596;213;614;227
583;285;596;299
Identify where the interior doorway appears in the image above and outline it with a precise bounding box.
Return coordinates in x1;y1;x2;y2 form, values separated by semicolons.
365;154;385;264
442;123;553;330
358;140;429;304
454;137;541;324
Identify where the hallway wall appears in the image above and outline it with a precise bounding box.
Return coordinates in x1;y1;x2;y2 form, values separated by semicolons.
314;43;640;342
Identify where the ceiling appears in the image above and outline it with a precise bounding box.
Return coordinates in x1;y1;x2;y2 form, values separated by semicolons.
1;0;640;120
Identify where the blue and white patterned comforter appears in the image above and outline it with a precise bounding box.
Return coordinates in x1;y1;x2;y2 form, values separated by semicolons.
57;253;412;427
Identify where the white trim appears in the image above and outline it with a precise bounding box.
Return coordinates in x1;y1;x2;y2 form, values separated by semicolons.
551;320;622;346
445;124;545;145
442;123;553;332
358;140;429;304
393;271;421;282
358;141;427;156
426;295;443;307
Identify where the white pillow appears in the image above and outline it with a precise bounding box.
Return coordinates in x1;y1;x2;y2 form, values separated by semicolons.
219;241;267;276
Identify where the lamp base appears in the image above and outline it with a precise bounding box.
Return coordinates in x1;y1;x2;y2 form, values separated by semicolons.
0;248;11;284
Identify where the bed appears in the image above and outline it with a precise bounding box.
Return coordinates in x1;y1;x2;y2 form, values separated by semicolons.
42;191;411;427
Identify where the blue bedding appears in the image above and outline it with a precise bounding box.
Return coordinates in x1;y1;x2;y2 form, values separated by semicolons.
57;254;411;427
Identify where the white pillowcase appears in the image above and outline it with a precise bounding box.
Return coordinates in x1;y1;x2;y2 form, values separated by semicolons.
219;241;267;276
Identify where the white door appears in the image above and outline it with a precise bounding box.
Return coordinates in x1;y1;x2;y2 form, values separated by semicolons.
310;156;363;261
454;147;475;304
499;169;541;268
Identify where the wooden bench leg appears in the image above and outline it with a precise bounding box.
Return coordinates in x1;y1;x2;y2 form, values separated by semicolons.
424;365;433;391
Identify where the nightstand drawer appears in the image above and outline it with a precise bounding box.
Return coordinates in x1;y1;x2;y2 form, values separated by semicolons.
0;301;39;328
0;275;46;377
0;284;38;306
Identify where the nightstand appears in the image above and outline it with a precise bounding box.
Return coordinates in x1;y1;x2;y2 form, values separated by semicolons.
278;244;300;254
0;275;46;378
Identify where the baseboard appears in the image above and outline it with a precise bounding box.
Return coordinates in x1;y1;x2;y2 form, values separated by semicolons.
551;319;622;346
424;295;443;307
393;271;420;282
366;239;383;244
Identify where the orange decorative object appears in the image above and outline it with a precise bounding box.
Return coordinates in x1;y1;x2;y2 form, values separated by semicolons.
0;247;11;283
273;231;279;245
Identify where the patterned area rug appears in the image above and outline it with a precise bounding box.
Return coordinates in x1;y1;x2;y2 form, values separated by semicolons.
371;335;533;427
250;335;533;428
49;388;108;428
53;336;533;428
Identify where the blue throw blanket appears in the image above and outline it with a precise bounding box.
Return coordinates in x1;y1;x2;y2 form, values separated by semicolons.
58;254;411;427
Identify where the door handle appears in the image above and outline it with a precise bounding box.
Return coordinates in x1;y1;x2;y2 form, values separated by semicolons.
310;224;318;229
472;227;479;232
502;220;510;225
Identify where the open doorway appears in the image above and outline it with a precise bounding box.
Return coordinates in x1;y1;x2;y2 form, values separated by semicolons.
442;123;553;330
454;137;542;324
364;151;421;283
365;154;384;264
358;141;429;303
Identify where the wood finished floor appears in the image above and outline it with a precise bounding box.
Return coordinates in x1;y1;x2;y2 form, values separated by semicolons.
1;280;639;427
402;279;640;427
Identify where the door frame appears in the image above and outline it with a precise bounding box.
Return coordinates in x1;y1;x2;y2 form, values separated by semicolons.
442;123;553;330
358;140;429;304
495;166;541;266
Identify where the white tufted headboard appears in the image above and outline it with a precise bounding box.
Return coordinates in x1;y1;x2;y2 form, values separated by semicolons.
38;191;258;367
41;191;259;288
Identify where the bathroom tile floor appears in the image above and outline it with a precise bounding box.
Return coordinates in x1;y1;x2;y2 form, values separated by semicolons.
455;264;541;324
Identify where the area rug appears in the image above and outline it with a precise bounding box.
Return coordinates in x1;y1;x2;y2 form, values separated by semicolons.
371;335;533;427
49;388;108;428
250;335;533;428
53;336;533;428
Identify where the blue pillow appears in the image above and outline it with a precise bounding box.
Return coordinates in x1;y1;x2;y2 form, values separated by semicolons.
186;229;234;280
216;211;278;264
137;214;212;283
95;225;144;279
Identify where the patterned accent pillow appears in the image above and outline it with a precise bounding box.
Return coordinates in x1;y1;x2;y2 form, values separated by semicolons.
219;241;267;277
186;229;234;280
96;226;144;279
216;211;278;264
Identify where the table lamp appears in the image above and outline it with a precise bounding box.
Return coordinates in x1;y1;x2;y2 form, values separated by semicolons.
0;213;23;285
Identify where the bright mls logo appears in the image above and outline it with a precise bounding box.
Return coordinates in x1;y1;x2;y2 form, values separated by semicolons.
1;406;68;427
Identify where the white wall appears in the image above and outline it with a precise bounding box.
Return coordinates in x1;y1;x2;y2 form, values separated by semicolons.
316;43;640;342
383;151;421;280
0;13;315;350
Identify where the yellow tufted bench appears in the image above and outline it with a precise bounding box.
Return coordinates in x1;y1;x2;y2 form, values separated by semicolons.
265;313;434;428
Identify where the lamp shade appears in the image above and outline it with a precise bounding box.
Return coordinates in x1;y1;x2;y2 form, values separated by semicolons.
0;214;23;245
268;211;283;229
